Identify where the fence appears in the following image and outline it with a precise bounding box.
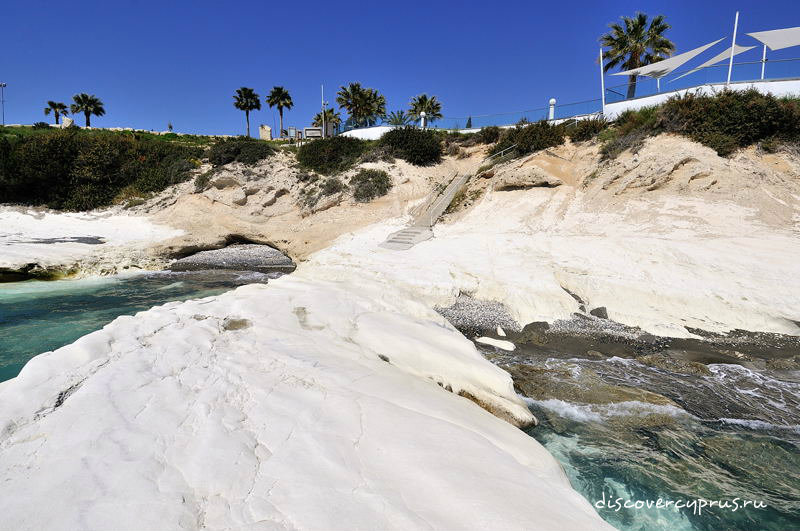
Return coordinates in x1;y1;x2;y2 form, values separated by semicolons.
604;57;800;104
337;97;603;134
336;57;800;135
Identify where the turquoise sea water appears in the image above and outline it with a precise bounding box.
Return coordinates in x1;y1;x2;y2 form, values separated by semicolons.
486;352;800;531
0;271;274;382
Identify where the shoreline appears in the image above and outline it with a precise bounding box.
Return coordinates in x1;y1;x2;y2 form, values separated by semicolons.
437;295;800;370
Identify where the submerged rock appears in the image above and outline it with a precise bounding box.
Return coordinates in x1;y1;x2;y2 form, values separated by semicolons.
636;353;712;376
169;244;296;274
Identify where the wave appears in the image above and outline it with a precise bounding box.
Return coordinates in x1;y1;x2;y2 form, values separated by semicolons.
717;417;800;434
526;397;691;423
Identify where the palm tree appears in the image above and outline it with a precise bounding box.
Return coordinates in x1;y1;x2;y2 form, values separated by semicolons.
267;86;293;137
361;88;386;127
409;94;443;126
386;110;412;126
312;108;341;128
336;82;386;128
336;82;363;125
43;101;69;125
233;87;261;137
70;93;105;127
600;12;675;99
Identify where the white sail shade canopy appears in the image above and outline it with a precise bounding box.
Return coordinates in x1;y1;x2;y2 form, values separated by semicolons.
612;38;724;79
746;27;800;51
670;44;756;82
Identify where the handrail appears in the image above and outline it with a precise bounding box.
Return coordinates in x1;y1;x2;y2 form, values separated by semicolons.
409;170;456;219
483;143;517;163
414;173;468;227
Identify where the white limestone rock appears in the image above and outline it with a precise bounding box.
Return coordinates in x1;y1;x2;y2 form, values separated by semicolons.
0;277;612;531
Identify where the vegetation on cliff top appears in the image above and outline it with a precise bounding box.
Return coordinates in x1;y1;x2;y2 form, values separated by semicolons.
0;128;202;210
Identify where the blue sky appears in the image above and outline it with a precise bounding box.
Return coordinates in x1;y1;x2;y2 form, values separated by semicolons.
3;0;798;134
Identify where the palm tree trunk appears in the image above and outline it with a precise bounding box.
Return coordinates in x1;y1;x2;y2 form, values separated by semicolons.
627;75;638;99
54;113;59;125
85;112;91;128
246;110;250;137
279;109;284;137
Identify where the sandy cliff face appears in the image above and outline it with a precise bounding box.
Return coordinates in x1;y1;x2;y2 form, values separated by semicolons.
144;149;483;260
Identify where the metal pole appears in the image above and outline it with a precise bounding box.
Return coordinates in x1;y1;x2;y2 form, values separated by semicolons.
657;78;661;92
761;44;767;80
0;83;5;126
726;11;739;85
599;48;606;115
321;84;325;138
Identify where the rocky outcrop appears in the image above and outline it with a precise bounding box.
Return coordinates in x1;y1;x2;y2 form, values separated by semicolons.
168;244;296;273
494;165;563;190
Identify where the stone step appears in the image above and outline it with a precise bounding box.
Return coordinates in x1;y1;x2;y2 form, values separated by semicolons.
379;227;434;250
380;173;470;250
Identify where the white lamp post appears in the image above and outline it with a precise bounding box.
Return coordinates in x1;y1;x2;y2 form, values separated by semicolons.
420;111;426;130
548;98;556;121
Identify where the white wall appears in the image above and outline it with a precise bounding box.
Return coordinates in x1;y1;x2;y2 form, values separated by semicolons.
604;78;800;119
340;125;396;140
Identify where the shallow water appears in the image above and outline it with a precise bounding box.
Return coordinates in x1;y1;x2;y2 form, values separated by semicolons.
0;271;276;382
486;351;800;531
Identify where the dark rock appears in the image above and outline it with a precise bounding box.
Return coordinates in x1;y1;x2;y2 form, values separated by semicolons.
589;306;608;319
169;244;296;274
223;318;251;331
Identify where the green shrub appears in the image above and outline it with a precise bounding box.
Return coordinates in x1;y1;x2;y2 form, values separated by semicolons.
350;169;392;202
658;89;800;155
208;137;275;166
296;171;318;183
477;126;501;144
599;106;661;159
194;169;214;192
490;121;566;158
296;136;368;174
359;144;395;163
32;122;51;130
379;127;441;166
0;128;201;210
320;177;346;196
599;90;800;158
761;137;780;153
568;118;608;142
599;129;649;159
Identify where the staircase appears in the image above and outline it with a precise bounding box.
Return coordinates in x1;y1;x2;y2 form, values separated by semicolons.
380;173;470;251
